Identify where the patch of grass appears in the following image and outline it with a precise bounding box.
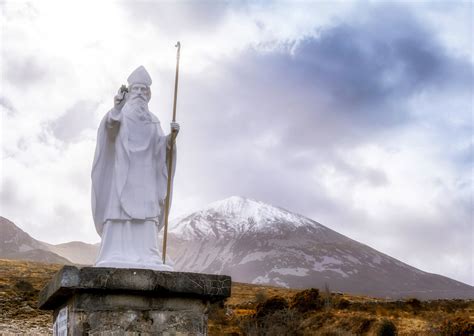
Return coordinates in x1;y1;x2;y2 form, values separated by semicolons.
254;289;267;304
438;316;474;336
289;288;324;313
255;295;288;319
14;279;35;292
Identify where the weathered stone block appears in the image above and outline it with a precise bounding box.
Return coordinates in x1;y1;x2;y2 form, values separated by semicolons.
39;266;231;335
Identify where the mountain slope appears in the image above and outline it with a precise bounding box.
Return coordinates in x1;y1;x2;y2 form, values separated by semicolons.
0;217;98;265
168;196;473;300
0;217;71;264
45;241;99;265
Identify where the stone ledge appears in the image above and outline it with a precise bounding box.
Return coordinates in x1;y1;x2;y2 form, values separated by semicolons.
38;266;231;310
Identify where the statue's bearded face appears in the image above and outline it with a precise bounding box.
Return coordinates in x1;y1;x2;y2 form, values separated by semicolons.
129;84;151;103
122;84;152;120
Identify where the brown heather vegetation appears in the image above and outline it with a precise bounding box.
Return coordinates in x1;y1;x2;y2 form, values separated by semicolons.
0;259;61;334
210;284;474;335
0;259;473;335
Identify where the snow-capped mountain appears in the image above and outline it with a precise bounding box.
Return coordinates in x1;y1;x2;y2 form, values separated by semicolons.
168;196;473;299
171;196;317;239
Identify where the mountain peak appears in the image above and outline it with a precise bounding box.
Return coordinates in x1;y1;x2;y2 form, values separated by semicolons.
204;196;301;221
205;196;267;216
206;195;249;207
170;196;320;239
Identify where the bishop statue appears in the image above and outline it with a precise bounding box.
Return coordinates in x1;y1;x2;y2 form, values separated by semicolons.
91;66;179;271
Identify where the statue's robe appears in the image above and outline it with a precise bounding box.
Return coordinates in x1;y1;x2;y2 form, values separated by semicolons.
91;106;175;270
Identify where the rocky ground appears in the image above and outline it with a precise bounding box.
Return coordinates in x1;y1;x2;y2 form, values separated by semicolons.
0;259;59;335
0;259;473;335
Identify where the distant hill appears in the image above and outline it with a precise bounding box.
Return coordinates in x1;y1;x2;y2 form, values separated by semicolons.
0;217;71;264
0;217;98;265
45;241;99;265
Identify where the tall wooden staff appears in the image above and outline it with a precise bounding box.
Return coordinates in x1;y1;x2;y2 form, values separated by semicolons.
162;41;181;264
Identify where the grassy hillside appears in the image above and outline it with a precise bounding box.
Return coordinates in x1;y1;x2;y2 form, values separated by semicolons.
0;259;472;335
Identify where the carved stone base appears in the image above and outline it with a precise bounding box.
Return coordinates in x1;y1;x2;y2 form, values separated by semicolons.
38;266;231;335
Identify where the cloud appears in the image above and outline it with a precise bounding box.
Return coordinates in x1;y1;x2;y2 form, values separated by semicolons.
48;100;100;143
173;2;471;170
3;55;49;88
118;1;236;35
0;96;17;116
0;177;27;212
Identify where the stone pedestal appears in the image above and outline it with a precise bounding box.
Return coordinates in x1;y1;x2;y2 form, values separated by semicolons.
38;266;231;336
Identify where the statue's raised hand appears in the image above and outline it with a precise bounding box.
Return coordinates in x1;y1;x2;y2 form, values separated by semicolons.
114;85;128;111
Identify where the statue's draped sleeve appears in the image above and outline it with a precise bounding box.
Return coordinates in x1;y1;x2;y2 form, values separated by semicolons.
91;108;122;235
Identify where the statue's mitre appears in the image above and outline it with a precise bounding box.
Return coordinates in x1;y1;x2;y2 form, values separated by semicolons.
127;65;152;86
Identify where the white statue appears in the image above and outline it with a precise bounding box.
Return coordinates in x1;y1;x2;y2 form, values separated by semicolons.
91;66;179;271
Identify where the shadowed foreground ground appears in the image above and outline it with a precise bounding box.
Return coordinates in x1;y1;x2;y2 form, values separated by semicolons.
0;259;472;335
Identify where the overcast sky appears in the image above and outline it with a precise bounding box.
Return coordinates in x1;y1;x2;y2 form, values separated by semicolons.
0;1;472;285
